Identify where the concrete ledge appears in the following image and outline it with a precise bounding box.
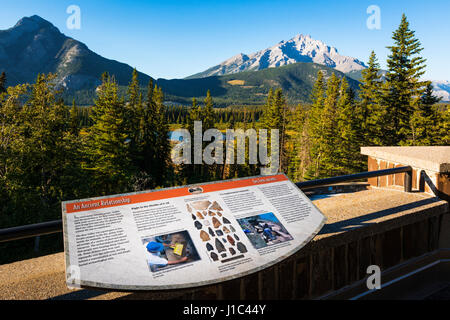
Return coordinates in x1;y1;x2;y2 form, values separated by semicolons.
306;188;447;250
362;147;450;201
361;146;450;173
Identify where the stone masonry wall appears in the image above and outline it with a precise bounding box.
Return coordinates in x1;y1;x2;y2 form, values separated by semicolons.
367;156;449;201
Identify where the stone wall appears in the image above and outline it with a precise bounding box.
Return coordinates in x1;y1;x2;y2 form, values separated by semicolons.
362;147;450;202
367;156;449;201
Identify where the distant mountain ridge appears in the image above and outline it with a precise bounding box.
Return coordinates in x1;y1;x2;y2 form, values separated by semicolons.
157;62;361;106
0;15;151;90
432;81;450;102
187;34;367;79
64;61;361;106
1;16;448;104
347;72;449;102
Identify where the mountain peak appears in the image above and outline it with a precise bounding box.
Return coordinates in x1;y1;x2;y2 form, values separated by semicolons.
14;15;54;29
293;34;313;41
187;34;366;78
0;15;152;92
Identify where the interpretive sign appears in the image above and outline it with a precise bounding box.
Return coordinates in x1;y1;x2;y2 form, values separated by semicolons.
62;174;326;290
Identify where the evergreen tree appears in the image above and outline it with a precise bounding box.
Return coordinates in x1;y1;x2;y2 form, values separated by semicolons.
410;83;442;145
126;69;143;165
203;90;223;180
260;88;273;129
1;74;87;226
181;97;204;183
259;88;288;173
0;72;6;94
188;97;201;129
87;74;135;194
306;71;326;179
287;104;308;181
132;80;172;189
69;99;80;136
384;14;428;145
319;73;341;177
439;107;450;145
336;77;363;173
358;51;384;146
274;88;289;173
135;80;157;188
306;73;341;178
203;90;215;130
151;84;171;187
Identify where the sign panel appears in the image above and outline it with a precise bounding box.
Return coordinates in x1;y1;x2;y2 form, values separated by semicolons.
62;174;326;290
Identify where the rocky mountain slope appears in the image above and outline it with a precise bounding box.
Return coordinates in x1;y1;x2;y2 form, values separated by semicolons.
0;15;151;90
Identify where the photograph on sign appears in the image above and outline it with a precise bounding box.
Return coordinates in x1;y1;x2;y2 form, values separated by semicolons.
237;212;293;250
142;231;200;273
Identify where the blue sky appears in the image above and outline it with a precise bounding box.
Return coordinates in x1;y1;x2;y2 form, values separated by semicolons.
1;0;449;80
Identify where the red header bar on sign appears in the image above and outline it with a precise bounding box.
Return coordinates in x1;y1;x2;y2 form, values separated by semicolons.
65;174;288;213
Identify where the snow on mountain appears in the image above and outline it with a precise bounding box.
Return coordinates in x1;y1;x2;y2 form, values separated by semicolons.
432;80;450;102
187;34;367;79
